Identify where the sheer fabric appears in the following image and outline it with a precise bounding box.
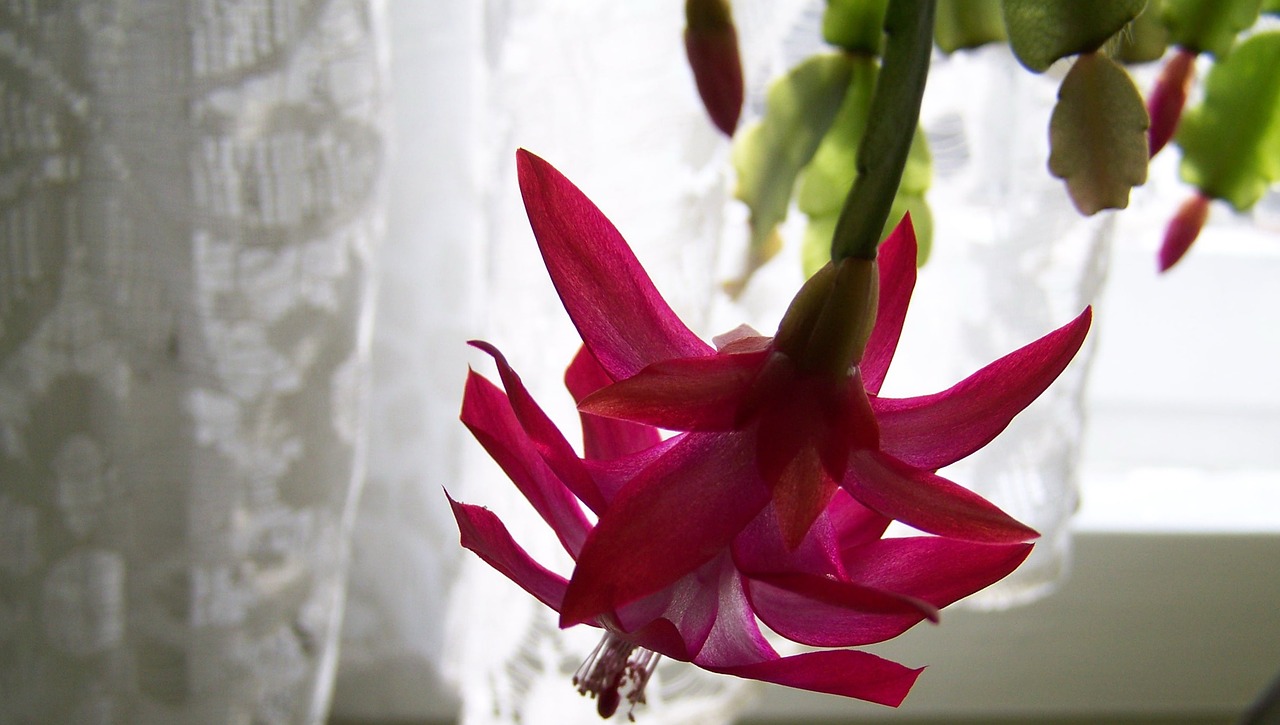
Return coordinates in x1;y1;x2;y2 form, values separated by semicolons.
1;1;386;722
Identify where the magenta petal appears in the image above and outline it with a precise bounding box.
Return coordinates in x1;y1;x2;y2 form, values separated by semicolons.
875;307;1092;471
826;488;893;550
461;370;593;555
712;650;923;707
840;537;1033;609
733;503;846;579
578;350;767;432
845;451;1038;544
471;340;607;514
517;150;713;379
861;216;918;395
560;432;771;627
752;571;938;620
565;346;662;460
609;617;693;662
749;537;1032;648
686;554;777;668
747;578;933;648
584;434;682;504
616;552;734;661
447;494;568;612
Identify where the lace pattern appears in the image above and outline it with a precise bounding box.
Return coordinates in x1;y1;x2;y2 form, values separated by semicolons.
0;1;386;722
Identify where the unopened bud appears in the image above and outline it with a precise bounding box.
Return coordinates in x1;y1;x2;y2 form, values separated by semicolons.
1147;48;1196;158
1159;192;1210;272
684;0;744;136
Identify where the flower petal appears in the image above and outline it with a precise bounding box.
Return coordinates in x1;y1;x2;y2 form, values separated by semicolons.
845;450;1039;543
711;650;923;707
584;435;682;504
578;350;767;431
875;307;1092;471
617;552;735;661
840;537;1033;608
748;538;1032;647
446;493;568;612
746;577;934;648
565;346;662;460
733;500;846;578
461;369;592;555
826;488;893;550
471;340;607;514
687;553;777;668
517;149;712;379
861;215;918;395
560;432;771;627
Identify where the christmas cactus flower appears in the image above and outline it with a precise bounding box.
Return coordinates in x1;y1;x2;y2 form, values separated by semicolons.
450;149;1091;717
451;343;1033;717
508;150;1091;628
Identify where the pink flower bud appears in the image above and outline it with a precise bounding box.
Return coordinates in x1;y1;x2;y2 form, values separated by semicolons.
1147;48;1196;158
684;0;744;136
1158;192;1211;272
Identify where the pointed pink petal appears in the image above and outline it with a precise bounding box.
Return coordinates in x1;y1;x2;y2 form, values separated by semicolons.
753;571;938;619
749;538;1031;647
584;434;682;504
711;650;923;707
447;493;568;612
560;432;771;627
845;450;1039;544
826;488;893;550
686;554;777;667
565;346;662;460
616;552;735;661
875;307;1092;471
840;537;1033;606
517;149;712;379
461;370;593;555
861;216;918;395
747;578;933;648
578;349;767;432
606;616;693;662
470;340;607;514
733;500;847;579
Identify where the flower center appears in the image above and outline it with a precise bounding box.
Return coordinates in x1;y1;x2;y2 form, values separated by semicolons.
573;632;662;720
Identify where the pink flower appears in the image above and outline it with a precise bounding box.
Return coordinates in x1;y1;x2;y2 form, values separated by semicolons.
451;342;1032;716
506;150;1089;626
449;150;1090;717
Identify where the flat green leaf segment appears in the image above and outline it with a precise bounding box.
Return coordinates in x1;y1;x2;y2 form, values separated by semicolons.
798;58;932;277
823;0;888;55
1112;1;1169;64
1176;32;1280;210
935;0;1006;54
1048;52;1149;215
732;53;853;288
1162;0;1262;57
1002;0;1146;72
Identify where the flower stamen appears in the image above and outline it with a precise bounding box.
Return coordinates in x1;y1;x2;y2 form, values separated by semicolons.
573;633;662;720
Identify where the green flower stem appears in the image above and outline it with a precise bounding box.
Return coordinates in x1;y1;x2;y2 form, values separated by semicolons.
830;0;936;261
